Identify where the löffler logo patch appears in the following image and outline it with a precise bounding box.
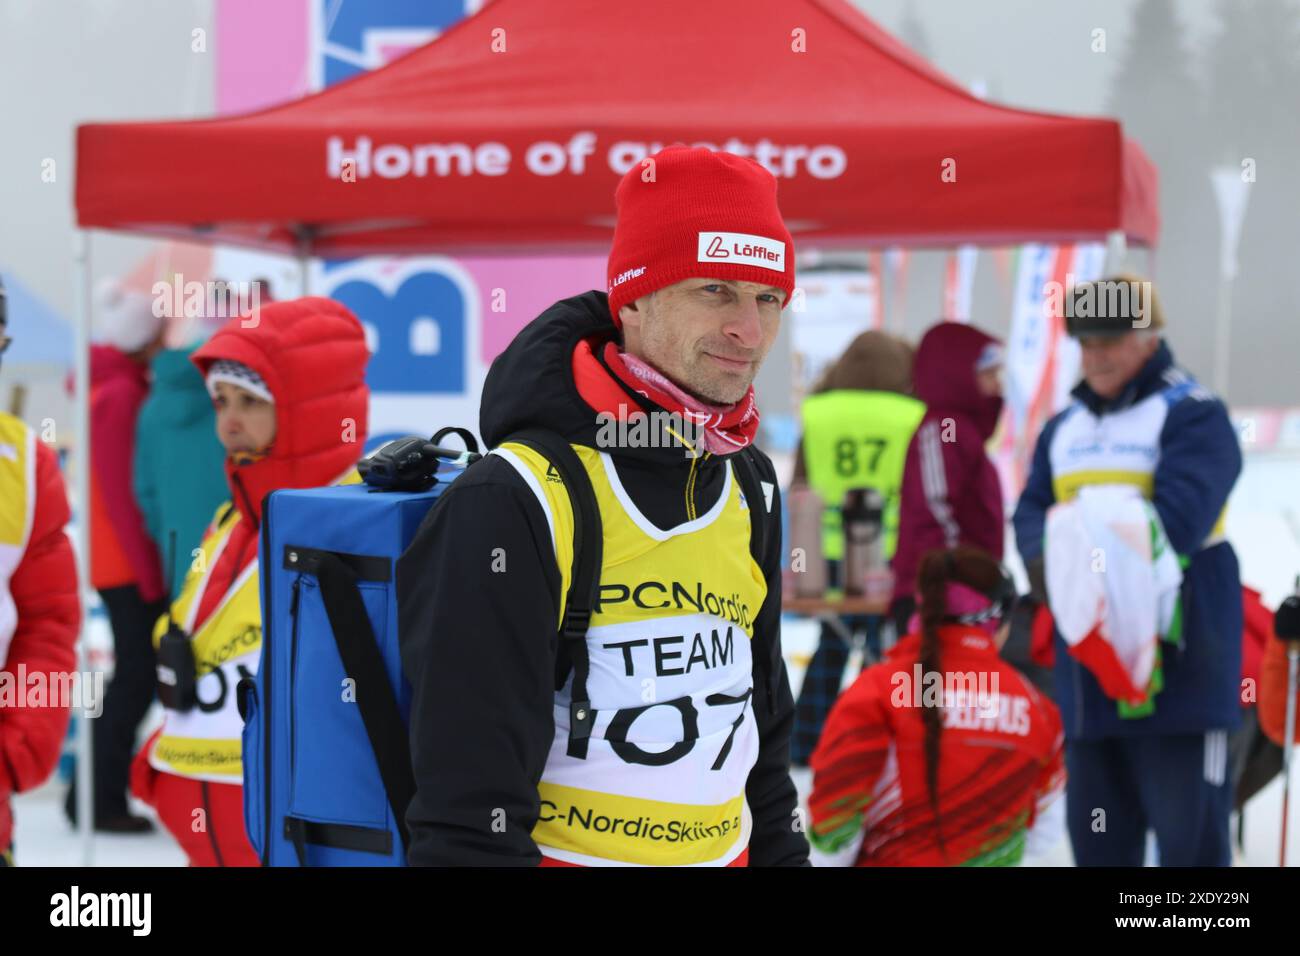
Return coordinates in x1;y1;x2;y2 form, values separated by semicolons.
697;232;785;272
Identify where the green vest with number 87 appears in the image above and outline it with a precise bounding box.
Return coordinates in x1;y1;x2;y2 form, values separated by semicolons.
800;390;926;562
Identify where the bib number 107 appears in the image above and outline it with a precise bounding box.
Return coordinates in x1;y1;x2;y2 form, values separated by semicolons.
604;689;753;770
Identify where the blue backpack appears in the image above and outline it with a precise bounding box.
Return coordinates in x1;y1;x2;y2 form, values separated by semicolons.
240;427;771;866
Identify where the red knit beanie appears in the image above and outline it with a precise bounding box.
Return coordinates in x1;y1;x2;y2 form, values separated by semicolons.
606;145;796;327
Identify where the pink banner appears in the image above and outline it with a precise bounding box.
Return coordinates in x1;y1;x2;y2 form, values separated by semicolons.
216;0;311;115
459;255;607;364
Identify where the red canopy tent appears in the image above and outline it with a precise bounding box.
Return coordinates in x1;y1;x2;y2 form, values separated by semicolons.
76;0;1159;256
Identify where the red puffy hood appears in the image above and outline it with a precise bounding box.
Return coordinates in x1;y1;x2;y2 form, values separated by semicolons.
913;321;1004;441
191;296;370;526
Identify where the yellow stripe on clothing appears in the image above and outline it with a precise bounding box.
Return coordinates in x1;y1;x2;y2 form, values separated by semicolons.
0;413;33;548
1053;469;1226;539
1052;469;1154;501
494;441;576;630
149;736;244;779
535;782;745;866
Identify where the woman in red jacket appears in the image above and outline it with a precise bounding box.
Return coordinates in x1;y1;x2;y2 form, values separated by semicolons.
130;297;369;866
1257;589;1300;749
809;547;1064;866
0;290;81;864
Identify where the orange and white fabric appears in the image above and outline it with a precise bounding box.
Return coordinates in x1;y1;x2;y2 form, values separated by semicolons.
1044;484;1182;705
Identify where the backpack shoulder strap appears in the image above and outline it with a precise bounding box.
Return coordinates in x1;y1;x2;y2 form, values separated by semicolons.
309;551;415;857
499;429;602;759
730;446;779;714
731;446;770;563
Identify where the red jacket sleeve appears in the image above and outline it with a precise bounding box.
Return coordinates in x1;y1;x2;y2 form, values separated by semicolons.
1028;684;1066;809
0;441;81;794
1021;684;1067;858
808;668;892;857
1259;637;1300;748
92;379;163;602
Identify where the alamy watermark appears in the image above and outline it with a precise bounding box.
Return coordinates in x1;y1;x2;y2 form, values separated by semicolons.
595;405;707;458
1043;275;1155;329
50;886;150;935
151;274;262;326
0;665;104;718
888;668;1039;737
892;666;995;715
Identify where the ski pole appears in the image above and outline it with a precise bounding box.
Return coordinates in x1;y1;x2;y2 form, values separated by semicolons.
1274;585;1300;867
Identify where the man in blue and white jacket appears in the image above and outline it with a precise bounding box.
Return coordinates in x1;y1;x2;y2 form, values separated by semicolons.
1013;275;1243;866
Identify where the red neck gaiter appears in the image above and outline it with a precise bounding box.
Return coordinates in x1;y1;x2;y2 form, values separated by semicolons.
571;338;760;455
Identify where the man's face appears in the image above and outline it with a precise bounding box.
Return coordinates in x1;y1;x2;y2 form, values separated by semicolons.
1079;332;1159;400
618;278;784;405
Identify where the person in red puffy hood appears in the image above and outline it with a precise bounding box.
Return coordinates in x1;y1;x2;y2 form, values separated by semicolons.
130;296;369;866
890;322;1005;633
1;286;81;863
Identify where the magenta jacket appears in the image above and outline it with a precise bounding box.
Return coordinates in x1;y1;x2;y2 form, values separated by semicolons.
891;323;1004;603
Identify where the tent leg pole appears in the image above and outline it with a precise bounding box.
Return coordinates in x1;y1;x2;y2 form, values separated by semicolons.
1103;230;1127;275
72;230;95;866
1213;272;1234;399
298;242;311;297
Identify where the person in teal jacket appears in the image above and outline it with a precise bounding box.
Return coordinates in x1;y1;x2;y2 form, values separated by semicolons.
791;330;925;764
133;345;231;599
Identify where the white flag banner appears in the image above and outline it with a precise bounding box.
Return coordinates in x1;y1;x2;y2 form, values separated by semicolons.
943;244;979;322
790;268;877;406
1211;168;1252;281
1004;244;1059;442
1052;243;1106;412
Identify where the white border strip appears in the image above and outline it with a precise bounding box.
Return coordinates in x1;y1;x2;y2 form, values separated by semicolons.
491;447;557;558
599;451;732;541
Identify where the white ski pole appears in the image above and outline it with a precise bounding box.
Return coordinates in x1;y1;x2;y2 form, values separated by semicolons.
1274;588;1300;868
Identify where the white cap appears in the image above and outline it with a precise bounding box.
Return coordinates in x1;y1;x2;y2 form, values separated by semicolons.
975;341;1004;373
205;358;274;405
94;278;166;353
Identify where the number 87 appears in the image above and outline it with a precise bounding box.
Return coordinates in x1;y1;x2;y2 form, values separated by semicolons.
834;437;887;476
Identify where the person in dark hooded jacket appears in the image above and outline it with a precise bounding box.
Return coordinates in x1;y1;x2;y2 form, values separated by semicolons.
890;322;1005;636
397;146;808;867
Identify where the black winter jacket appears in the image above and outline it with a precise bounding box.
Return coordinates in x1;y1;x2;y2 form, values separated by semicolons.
396;290;808;866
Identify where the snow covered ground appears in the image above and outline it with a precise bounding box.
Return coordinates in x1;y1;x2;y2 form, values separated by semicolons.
12;451;1300;866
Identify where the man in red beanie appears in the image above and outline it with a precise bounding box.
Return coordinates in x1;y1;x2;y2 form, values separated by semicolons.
399;146;808;866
